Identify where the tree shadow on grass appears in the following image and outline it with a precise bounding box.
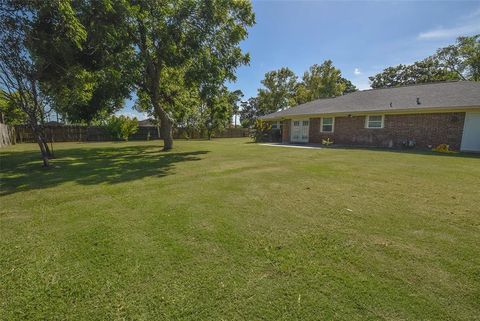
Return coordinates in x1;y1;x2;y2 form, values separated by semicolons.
0;144;209;196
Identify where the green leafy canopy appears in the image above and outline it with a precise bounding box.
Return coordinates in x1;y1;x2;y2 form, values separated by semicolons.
369;35;480;88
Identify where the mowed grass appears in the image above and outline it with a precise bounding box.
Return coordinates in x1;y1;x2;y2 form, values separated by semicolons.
1;138;479;320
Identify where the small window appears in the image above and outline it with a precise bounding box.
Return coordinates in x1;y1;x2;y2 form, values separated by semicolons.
293;121;300;126
366;115;384;128
302;120;309;126
270;121;282;129
321;117;334;132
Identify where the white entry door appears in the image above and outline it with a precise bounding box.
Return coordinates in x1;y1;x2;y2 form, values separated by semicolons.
461;112;480;152
291;119;309;143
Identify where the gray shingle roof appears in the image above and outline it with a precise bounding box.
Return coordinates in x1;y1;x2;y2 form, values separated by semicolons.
260;81;480;120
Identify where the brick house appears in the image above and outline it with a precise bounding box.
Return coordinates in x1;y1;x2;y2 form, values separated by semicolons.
261;81;480;152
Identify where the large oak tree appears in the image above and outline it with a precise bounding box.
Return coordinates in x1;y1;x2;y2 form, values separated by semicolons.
130;0;254;150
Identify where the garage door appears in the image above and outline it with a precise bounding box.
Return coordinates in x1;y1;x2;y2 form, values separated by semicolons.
461;112;480;152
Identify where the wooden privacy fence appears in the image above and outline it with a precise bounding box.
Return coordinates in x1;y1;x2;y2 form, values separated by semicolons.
13;125;250;143
0;123;16;148
175;127;251;139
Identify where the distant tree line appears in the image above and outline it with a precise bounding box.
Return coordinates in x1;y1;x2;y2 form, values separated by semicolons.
240;35;479;128
369;35;479;88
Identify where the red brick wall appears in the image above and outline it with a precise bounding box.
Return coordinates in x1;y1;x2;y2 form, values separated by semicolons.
308;112;465;150
282;120;290;143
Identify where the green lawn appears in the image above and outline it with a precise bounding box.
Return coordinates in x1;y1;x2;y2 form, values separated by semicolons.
1;138;479;320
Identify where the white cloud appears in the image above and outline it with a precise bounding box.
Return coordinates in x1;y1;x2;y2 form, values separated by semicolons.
418;8;480;40
418;23;480;40
354;68;362;75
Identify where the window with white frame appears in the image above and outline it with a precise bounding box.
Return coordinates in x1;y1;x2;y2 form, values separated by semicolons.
270;121;283;130
366;115;384;128
321;117;334;132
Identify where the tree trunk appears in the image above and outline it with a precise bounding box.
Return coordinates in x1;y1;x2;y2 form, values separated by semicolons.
152;101;173;151
160;114;173;150
31;126;50;167
36;138;50;167
39;128;53;158
42;138;52;157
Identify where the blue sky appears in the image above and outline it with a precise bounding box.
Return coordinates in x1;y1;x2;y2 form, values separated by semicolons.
121;0;480;120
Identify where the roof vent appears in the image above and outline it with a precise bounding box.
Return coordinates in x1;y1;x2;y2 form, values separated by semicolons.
416;97;421;105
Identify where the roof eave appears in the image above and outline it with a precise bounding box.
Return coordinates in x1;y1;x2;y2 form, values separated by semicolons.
259;105;480;121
